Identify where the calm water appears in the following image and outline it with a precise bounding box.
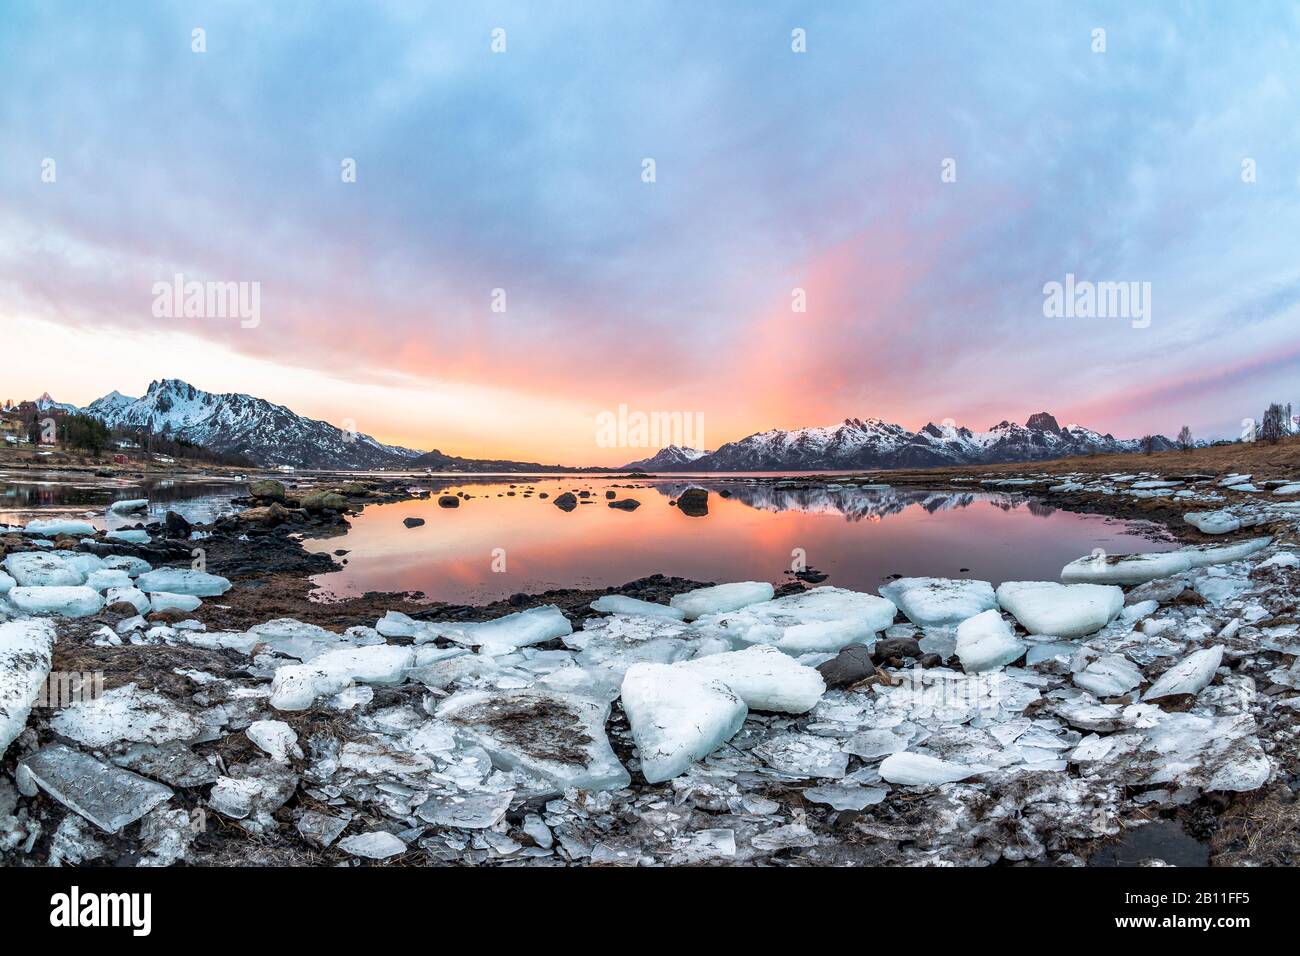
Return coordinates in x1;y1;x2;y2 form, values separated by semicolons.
0;473;242;529
302;477;1177;604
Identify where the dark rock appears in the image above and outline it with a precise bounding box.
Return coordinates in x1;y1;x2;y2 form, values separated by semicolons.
676;487;709;517
608;499;641;511
301;490;348;513
871;636;922;664
553;493;578;512
248;479;287;502
163;511;192;537
816;645;875;689
403;517;426;528
605;491;616;499
438;495;460;508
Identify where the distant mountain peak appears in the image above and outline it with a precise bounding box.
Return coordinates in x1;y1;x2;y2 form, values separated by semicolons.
1025;411;1063;433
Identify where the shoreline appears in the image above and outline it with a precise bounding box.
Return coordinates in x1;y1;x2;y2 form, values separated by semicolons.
1;460;1298;866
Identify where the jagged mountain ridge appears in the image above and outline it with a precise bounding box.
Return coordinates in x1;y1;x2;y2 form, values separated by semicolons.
622;413;1174;471
81;379;422;469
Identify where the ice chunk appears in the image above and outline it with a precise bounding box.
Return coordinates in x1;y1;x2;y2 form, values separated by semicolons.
375;610;419;638
417;790;514;829
20;744;173;833
297;810;349;848
1258;552;1300;570
148;592;201;614
52;683;203;747
1185;510;1247;535
620;663;747;783
678;645;825;713
954;610;1025;672
102;555;151;577
695;586;897;654
270;644;415;710
106;529;151;544
1143;646;1223;700
753;733;849;778
0;571;13;595
103;586;151;615
1061;538;1271;585
135;568;231;596
4;552;85;587
86;568;134;592
23;518;96;537
337;830;406;859
0;619;54;759
996;581;1124;637
590;594;686;620
420;605;572;655
802;784;887;810
879;751;977;785
437;688;630;791
246;720;302;762
878;577;997;626
1074;654;1143;698
669;581;775;620
9;585;105;618
108;498;148;514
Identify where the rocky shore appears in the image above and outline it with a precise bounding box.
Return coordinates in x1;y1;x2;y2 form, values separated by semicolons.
2;466;1299;867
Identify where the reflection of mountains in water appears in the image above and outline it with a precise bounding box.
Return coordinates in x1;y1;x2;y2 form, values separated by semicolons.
651;483;1049;521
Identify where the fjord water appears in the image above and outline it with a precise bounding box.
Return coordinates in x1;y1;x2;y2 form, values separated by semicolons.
303;477;1176;604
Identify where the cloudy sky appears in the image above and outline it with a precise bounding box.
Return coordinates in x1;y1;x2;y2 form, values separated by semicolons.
3;1;1299;464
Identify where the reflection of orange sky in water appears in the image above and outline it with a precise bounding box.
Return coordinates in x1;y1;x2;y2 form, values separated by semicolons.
305;479;1174;604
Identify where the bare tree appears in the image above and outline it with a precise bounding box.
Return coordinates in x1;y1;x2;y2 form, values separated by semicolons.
1177;425;1193;451
1140;435;1157;455
1260;403;1286;445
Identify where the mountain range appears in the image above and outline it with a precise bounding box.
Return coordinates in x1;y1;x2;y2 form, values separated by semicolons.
28;380;1173;471
621;412;1174;471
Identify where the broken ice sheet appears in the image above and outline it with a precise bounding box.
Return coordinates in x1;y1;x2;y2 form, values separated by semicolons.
21;743;173;834
752;733;849;779
337;830;407;859
417;789;515;829
51;682;204;748
436;688;631;792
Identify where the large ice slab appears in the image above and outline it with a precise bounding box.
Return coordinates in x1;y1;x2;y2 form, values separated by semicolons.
679;645;825;713
437;688;630;791
270;644;415;710
590;594;686;620
996;581;1123;637
9;585;105;618
669;581;775;621
1143;646;1223;700
620;663;747;783
878;577;997;627
1073;654;1143;698
20;744;173;833
419;605;572;655
4;552;86;587
1061;538;1272;585
23;518;97;537
954;610;1025;672
135;568;232;596
0;619;54;759
52;683;204;747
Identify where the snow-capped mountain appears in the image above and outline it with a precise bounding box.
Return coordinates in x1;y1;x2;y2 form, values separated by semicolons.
625;412;1173;471
82;379;423;469
622;445;712;470
34;391;80;415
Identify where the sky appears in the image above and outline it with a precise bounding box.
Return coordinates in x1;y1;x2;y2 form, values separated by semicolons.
2;1;1299;465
